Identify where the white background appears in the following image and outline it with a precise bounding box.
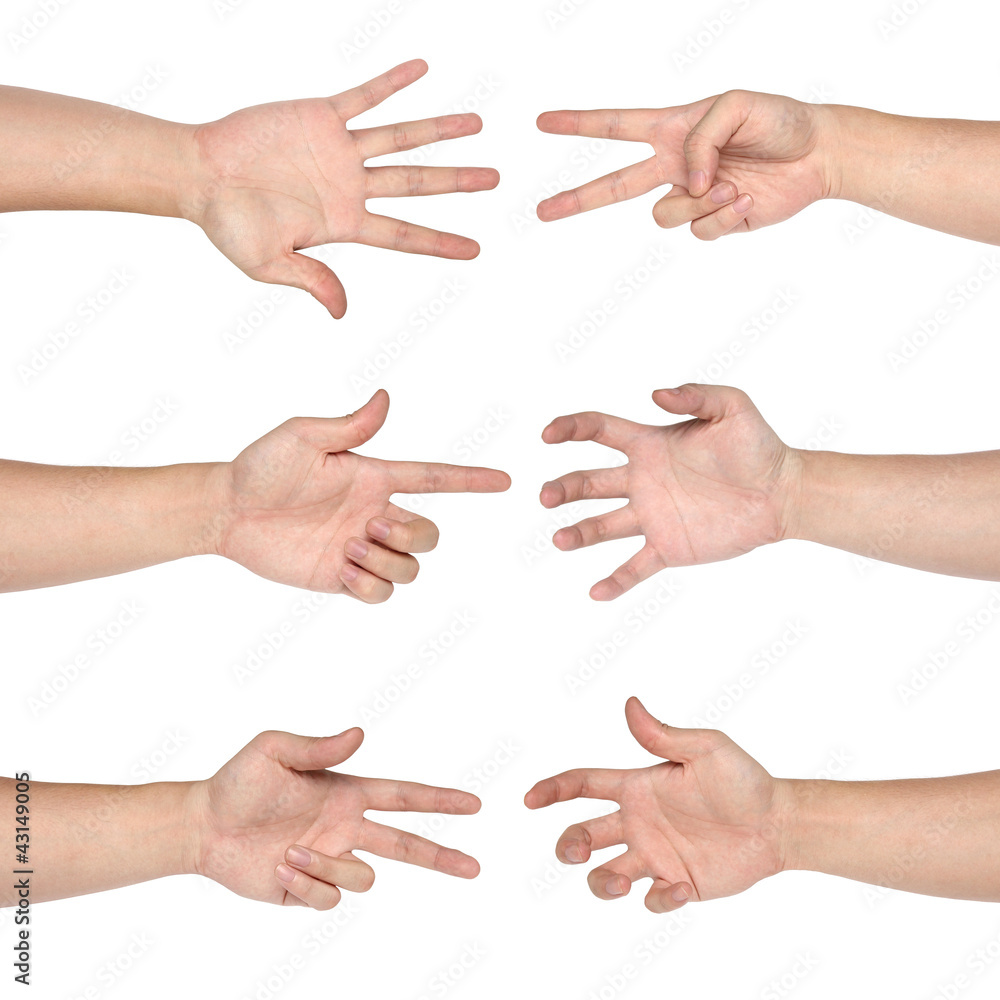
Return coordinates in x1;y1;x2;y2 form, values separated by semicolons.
3;0;1000;997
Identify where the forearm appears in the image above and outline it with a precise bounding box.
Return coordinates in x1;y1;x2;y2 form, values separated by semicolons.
0;460;227;591
781;770;1000;900
0;86;197;217
823;104;1000;244
785;449;1000;579
0;777;198;905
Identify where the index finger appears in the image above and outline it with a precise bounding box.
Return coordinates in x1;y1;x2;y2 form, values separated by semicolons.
359;777;481;814
386;461;511;495
331;58;428;121
537;108;663;141
541;411;643;451
524;768;627;809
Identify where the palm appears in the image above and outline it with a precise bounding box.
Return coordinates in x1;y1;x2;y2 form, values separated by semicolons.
193;98;369;272
543;385;796;599
222;435;405;591
183;59;498;318
620;753;780;901
627;409;789;566
526;699;786;911
199;750;363;905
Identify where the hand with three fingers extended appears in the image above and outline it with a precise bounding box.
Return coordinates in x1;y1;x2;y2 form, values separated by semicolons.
539;384;798;600
525;697;788;912
535;90;835;239
187;727;480;909
217;388;510;602
186;58;499;317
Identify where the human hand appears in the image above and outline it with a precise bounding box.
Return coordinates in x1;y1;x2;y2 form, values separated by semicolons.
213;389;510;602
524;697;789;911
536;90;835;240
539;384;798;600
188;727;481;909
185;59;499;317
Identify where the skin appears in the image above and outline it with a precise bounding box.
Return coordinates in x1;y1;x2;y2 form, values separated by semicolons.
540;383;1000;600
535;90;1000;244
0;59;499;318
0;389;511;602
525;698;1000;911
1;728;480;909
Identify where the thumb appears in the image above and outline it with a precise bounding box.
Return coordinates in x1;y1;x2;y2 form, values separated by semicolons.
262;251;348;320
260;728;365;771
651;383;751;423
683;91;749;197
624;696;719;763
644;878;693;913
307;389;390;454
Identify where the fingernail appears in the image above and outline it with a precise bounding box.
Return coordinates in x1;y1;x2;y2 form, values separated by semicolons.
709;182;732;204
345;538;368;560
658;386;682;395
671;886;689;902
286;846;311;868
565;842;584;863
340;564;359;582
605;878;625;896
689;169;706;194
276;863;296;883
734;194;752;213
368;517;390;540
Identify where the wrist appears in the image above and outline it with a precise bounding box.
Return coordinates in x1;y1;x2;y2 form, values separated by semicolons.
778;448;835;545
805;103;845;203
179;779;212;878
143;781;203;878
816;103;889;207
778;778;846;876
188;461;233;559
